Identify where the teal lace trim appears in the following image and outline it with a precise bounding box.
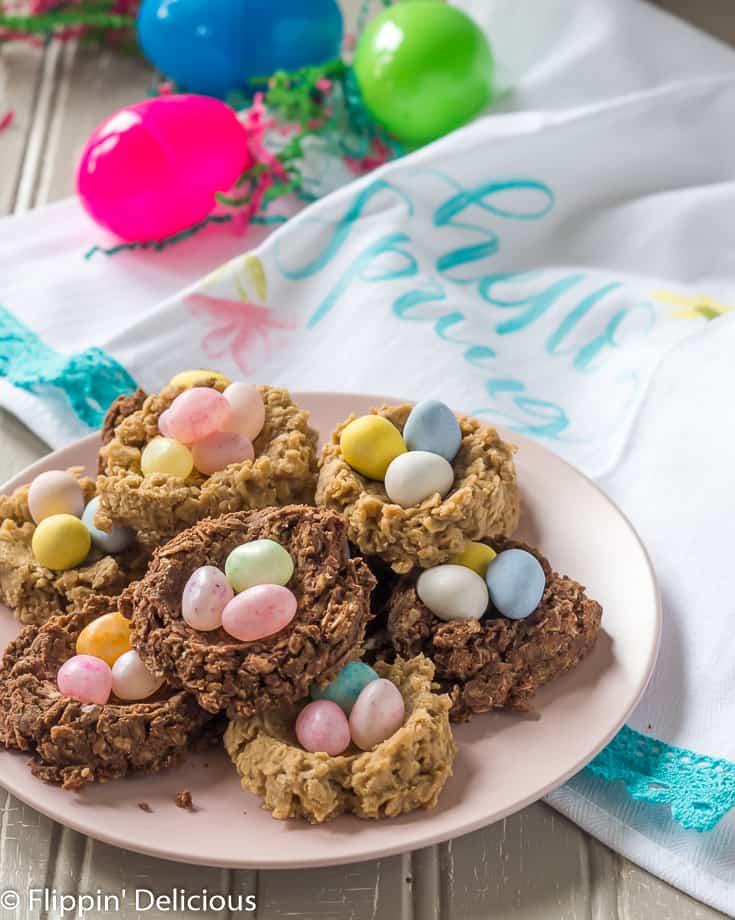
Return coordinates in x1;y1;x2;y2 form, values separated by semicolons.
587;725;735;832
0;306;136;428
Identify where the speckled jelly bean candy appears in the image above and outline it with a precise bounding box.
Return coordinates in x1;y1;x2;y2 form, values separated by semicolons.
486;549;545;620
416;564;489;622
57;654;112;705
82;496;134;554
339;415;406;480
221;584;297;642
158;387;230;444
28;470;85;524
384;450;454;507
349;679;405;751
222;382;266;441
111;649;163;701
76;611;132;665
224;539;294;593
182;565;234;631
32;514;91;571
403;400;462;461
311;661;378;714
296;700;351;756
191;430;254;476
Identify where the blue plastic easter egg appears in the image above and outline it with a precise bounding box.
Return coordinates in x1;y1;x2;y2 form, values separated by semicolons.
311;661;378;714
485;549;546;621
82;497;135;555
403;400;462;461
137;0;344;99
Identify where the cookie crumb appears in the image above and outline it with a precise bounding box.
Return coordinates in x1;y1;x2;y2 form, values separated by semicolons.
138;802;152;813
176;790;194;810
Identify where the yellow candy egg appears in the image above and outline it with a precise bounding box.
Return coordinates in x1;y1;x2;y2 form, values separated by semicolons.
340;415;407;481
141;436;194;479
450;541;497;577
169;369;231;389
31;514;91;571
76;612;132;666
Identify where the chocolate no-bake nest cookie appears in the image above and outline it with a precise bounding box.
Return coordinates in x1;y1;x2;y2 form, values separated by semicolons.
0;594;216;789
0;468;148;626
96;383;319;547
224;655;456;823
123;505;376;716
316;404;520;574
383;539;602;721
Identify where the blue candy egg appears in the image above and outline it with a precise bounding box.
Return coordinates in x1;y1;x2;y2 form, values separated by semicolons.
82;497;135;555
485;549;545;620
403;400;462;461
137;0;344;99
310;661;378;714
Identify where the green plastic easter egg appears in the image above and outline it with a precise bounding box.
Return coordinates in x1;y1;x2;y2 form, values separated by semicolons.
353;1;494;147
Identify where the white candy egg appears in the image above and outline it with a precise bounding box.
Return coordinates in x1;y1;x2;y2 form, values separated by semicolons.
416;564;489;622
111;650;164;701
384;451;454;508
28;470;85;524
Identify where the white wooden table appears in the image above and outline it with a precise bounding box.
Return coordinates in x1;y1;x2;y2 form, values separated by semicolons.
0;2;731;917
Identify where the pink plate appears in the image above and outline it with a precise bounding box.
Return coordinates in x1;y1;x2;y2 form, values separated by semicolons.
0;392;660;869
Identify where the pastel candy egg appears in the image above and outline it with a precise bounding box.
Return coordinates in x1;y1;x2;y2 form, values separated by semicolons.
111;649;164;701
416;564;489;622
76;612;132;665
449;541;497;577
221;584;297;642
295;700;351;756
169;369;231;389
82;496;134;554
140;436;194;479
191;430;254;476
403;400;462;461
486;549;546;620
158;387;230;444
340;415;406;480
384;450;454;508
32;514;91;571
349;678;405;751
28;470;85;524
222;382;266;441
224;539;294;593
182;565;233;631
311;661;378;714
57;654;112;705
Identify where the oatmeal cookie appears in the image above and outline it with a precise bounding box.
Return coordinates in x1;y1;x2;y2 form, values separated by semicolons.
316;404;519;573
96;383;319;547
224;655;455;823
385;539;602;721
0;594;215;789
123;506;376;716
0;468;148;626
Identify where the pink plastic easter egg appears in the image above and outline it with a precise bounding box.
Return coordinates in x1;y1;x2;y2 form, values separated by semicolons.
222;383;266;440
296;700;351;756
159;387;230;444
221;584;297;642
76;94;251;242
57;654;112;705
182;565;234;631
191;431;254;476
349;678;405;751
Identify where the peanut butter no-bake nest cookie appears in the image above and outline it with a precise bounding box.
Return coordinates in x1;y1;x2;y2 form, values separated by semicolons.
384;539;602;722
123;506;376;716
316;405;520;574
0;594;216;789
96;383;319;547
0;469;148;626
224;655;456;823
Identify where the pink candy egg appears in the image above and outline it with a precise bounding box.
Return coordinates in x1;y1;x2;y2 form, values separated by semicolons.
159;387;230;444
191;430;254;476
296;700;351;756
57;654;112;705
349;678;405;751
222;383;266;441
221;584;297;642
76;95;251;242
111;649;164;701
182;565;234;631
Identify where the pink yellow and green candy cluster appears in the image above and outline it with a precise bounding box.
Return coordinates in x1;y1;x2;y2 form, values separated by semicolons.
28;471;133;571
296;661;406;757
141;373;265;479
57;613;162;705
182;539;297;641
